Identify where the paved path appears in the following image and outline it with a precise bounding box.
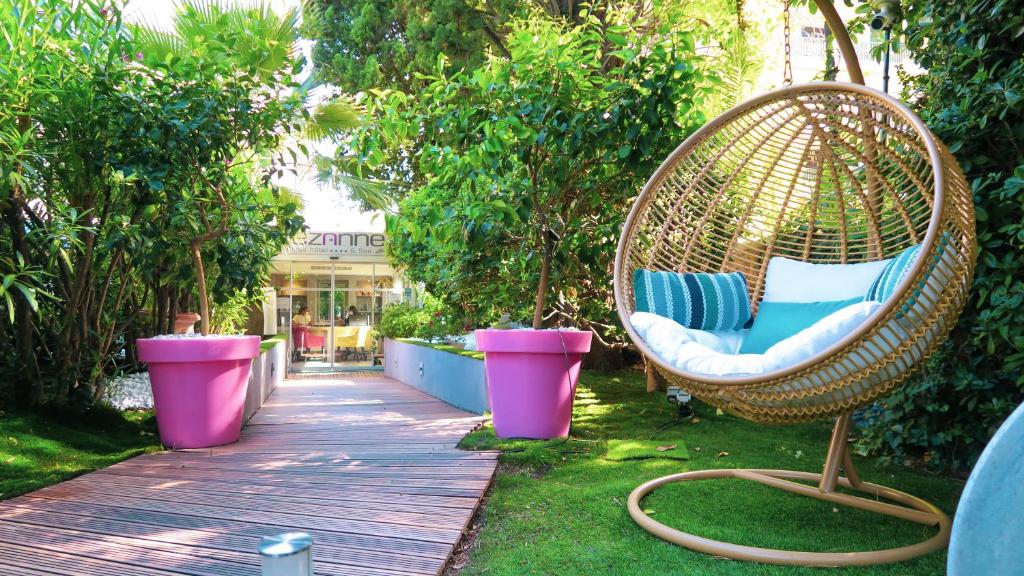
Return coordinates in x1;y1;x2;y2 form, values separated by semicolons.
0;375;496;575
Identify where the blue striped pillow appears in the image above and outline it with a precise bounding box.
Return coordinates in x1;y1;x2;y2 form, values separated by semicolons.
633;270;752;331
864;245;922;302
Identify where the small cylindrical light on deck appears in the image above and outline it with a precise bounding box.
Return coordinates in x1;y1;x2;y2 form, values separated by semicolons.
259;532;313;576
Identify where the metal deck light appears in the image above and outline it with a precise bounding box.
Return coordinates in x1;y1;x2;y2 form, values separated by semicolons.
259;532;313;576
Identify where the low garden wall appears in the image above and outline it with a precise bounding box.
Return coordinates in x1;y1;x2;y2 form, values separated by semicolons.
383;338;488;415
244;336;286;423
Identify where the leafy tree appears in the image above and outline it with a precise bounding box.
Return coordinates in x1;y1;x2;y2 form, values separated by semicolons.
305;0;520;93
130;1;337;336
381;9;711;345
0;1;330;407
1;0;145;405
308;1;738;213
854;0;1024;470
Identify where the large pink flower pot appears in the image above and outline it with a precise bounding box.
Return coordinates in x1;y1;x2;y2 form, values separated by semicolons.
137;335;260;449
476;329;592;439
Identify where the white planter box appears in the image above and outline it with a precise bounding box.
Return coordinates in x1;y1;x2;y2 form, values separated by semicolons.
383;338;488;415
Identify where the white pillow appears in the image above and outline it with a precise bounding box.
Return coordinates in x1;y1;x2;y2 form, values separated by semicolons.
761;257;891;303
631;301;881;378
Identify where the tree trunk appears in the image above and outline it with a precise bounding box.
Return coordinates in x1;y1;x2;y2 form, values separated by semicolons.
532;231;554;330
245;301;264;336
191;241;211;336
155;284;168;335
3;200;41;406
581;338;625;372
168;286;179;335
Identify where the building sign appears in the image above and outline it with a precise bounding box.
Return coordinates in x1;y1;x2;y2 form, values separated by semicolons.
281;231;386;258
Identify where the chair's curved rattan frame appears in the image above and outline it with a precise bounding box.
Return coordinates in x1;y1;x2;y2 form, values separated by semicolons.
614;1;976;566
616;81;975;423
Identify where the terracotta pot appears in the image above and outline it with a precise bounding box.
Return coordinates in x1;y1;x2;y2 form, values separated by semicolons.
475;329;592;439
137;335;260;448
174;312;201;334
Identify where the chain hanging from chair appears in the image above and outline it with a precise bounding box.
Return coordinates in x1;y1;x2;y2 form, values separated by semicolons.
782;0;793;85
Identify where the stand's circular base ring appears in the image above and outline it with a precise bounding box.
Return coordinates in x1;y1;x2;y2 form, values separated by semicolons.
627;468;951;567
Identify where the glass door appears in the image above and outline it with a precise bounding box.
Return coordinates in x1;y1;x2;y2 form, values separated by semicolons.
271;260;411;374
284;265;334;373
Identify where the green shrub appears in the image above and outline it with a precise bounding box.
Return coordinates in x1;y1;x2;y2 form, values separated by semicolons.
855;0;1024;471
378;295;457;342
377;303;430;340
209;289;265;335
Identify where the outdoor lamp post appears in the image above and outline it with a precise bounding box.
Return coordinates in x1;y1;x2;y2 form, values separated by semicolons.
870;0;901;93
259;532;313;576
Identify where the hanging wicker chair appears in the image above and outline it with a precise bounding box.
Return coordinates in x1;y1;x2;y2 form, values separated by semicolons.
613;2;976;567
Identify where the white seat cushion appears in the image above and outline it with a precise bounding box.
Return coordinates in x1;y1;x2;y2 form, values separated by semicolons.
632;300;882;378
631;312;762;376
761;257;891;303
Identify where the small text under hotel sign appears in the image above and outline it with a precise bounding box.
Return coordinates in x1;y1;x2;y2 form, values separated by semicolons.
283;232;386;257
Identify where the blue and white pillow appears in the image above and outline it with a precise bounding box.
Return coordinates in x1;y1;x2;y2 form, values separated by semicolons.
633;269;751;331
864;244;922;302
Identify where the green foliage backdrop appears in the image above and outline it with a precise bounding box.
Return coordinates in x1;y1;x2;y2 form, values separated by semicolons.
383;9;710;337
0;1;316;408
306;0;518;93
855;0;1024;470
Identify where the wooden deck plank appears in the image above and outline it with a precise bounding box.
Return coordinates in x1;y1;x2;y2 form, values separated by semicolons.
90;466;491;497
53;474;483;511
90;467;489;499
29;486;475;529
0;506;440;575
136;450;499;466
0;375;496;575
0;499;454;558
107;457;497;479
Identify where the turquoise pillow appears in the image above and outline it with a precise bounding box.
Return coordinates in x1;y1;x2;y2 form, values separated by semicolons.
633;269;751;331
865;244;922;302
739;298;862;354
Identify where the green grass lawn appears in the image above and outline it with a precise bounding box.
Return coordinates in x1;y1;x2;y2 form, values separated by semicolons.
0;408;161;500
459;370;962;576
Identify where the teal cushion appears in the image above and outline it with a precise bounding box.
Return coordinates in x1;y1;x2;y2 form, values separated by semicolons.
865;244;922;302
633;270;751;331
739;298;862;354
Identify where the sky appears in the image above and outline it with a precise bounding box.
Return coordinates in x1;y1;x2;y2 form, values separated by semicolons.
122;0;384;233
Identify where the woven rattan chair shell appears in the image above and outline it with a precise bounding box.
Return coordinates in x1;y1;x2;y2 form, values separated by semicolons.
614;82;976;425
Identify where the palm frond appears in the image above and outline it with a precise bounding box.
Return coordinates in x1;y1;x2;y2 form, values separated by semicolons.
273;185;306;211
305;97;365;141
229;3;300;77
134;1;299;80
706;30;760;114
176;0;227;41
299;1;327;41
314;154;393;212
130;24;183;64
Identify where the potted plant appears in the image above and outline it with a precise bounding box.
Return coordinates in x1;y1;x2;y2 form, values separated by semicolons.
474;234;592;440
359;14;700;438
130;3;333;448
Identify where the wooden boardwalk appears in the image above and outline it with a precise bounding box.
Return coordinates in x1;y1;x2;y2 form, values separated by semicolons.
0;375;497;575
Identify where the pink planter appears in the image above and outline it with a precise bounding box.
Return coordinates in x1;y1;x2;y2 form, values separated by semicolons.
137;335;260;449
476;329;592;439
